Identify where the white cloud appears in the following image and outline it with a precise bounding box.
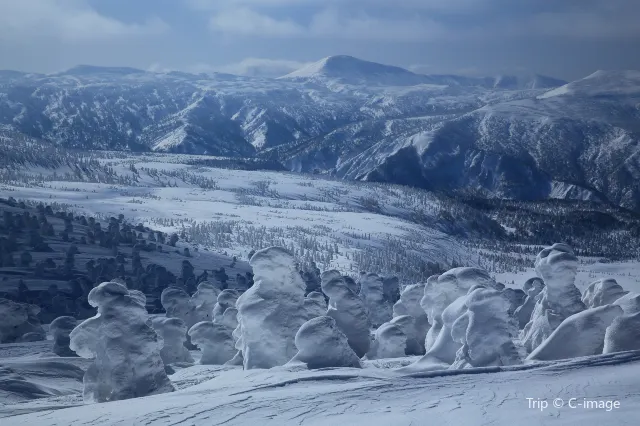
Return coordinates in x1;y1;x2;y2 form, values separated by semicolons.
213;58;311;77
208;8;450;41
200;0;640;41
0;0;168;43
209;8;303;37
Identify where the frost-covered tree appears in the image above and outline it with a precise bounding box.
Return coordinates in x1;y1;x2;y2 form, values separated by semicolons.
450;288;520;369
393;283;429;355
0;298;45;343
190;281;220;322
212;289;239;323
161;287;197;329
189;321;236;365
50;316;78;357
151;317;194;365
514;278;545;329
581;278;628;308
322;270;370;358
69;282;174;403
235;247;307;369
303;291;327;321
613;293;640;315
289;316;361;369
527;305;623;361
603;312;640;353
522;244;586;353
358;272;392;328
367;319;408;360
421;268;496;351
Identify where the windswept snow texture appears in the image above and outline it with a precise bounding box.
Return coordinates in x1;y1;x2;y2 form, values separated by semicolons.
523;244;585;353
151;317;194;365
451;288;520;369
527;305;623;361
69;281;174;403
4;351;640;425
0;299;45;344
321;271;371;357
49;316;78;357
236;247;307;369
289;316;361;369
581;279;628;308
358;273;392;328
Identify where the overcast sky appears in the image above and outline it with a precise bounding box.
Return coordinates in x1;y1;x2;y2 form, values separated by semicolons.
0;0;639;80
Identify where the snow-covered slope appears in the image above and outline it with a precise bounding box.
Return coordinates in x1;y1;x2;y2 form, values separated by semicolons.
539;70;640;99
3;60;640;210
0;151;492;282
302;71;640;210
1;350;639;424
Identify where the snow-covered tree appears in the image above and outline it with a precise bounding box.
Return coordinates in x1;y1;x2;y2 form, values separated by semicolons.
50;316;78;357
450;287;520;369
527;305;623;361
212;289;239;324
70;281;173;403
151;317;194;364
0;298;45;343
522;244;586;353
188;321;236;365
303;291;327;320
322;270;370;358
581;278;628;308
289;316;361;369
358;272;392;328
235;247;307;369
190;281;220;322
393;283;429;354
603;312;640;353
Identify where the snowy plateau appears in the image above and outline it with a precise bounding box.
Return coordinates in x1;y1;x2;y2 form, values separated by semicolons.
1;57;640;426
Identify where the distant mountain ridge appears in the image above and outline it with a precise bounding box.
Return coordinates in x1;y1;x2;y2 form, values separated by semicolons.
2;57;640;210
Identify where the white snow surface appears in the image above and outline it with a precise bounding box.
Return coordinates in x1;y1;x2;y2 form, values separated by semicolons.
3;349;640;424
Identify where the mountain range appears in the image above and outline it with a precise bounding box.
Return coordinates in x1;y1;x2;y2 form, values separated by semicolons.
1;55;640;211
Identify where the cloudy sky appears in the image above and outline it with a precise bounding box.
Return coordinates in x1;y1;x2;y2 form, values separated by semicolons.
0;0;639;80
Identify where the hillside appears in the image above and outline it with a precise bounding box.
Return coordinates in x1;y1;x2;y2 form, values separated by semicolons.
2;59;640;211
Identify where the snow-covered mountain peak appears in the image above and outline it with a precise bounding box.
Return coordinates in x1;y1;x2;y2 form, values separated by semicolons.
539;70;640;99
279;55;430;87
